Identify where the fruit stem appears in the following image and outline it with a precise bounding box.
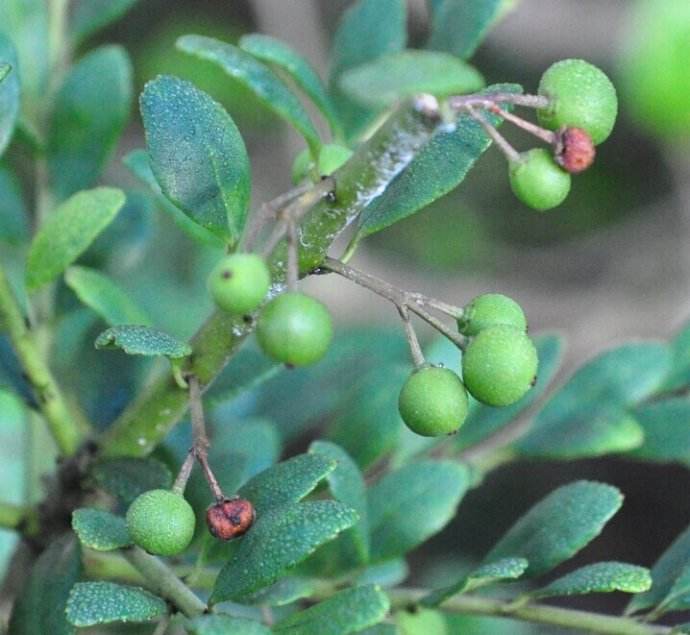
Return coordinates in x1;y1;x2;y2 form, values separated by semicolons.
448;93;550;111
467;107;521;163
172;450;195;496
398;305;425;368
490;105;557;144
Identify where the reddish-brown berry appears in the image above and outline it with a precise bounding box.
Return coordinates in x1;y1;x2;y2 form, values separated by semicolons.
555;127;596;174
206;497;255;541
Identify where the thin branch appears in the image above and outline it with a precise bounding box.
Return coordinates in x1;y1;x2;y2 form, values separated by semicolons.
448;93;550;111
467;107;521;163
286;219;299;292
490;105;557;144
398;305;425;368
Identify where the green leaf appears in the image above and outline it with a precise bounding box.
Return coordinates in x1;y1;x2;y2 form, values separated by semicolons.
71;0;140;45
357;625;398;635
664;319;690;391
140;75;250;244
95;325;191;359
26;187;126;291
273;585;390;635
355;84;521;239
518;342;671;458
630;397;690;465
396;608;448;634
66;581;166;627
368;461;469;560
48;46;132;200
238;453;336;515
246;576;316;607
185;615;271;635
239;33;340;136
0;164;28;244
484;481;623;577
8;534;81;635
531;562;651;599
357;559;409;588
422;557;528;607
0;62;9;82
72;508;131;551
177;35;321;156
65;266;151;327
91;457;172;506
340;50;484;108
659;564;690;614
0;36;19;157
211;501;357;604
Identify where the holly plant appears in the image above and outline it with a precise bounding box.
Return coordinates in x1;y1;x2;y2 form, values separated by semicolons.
1;1;690;635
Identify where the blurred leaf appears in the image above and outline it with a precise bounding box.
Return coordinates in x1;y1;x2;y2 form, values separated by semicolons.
239;33;340;135
71;0;140;45
246;576;316;607
185;614;271;634
340;50;484;108
630;397;690;465
66;581;166;627
211;501;357;603
72;508;131;551
658;564;690;614
273;585;389;635
0;63;8;82
484;481;623;577
355;84;521;240
26;187;125;290
531;562;650;599
357;559;409;588
0;164;27;244
177;35;321;156
664;319;690;391
8;534;81;635
0;36;19;157
397;608;448;635
140;75;250;244
95;325;191;358
92;457;172;506
368;461;469;560
444;613;535;635
48;46;132;200
357;625;398;635
65;266;151;326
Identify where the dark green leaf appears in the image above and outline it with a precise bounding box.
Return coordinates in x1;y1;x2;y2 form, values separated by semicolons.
185;615;271;635
210;501;357;603
246;576;316;607
355;84;521;239
340;50;484;108
357;625;398;635
239;33;339;135
177;35;321;156
0;164;29;244
8;534;81;635
48;46;132;199
664;320;690;391
357;559;409;588
72;508;131;551
630;397;690;465
531;562;651;599
65;266;151;326
95;325;191;358
273;585;389;635
484;481;623;577
26;187;126;291
66;581;166;626
92;457;172;506
660;564;690;614
140;75;250;244
368;461;469;560
0;36;19;157
71;0;139;45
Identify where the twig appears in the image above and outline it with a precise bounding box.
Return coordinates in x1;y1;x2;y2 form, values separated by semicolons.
398;305;425;367
490;106;557;144
467;107;520;163
286;219;299;292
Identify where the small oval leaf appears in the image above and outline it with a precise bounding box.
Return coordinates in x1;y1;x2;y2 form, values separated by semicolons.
95;325;191;359
72;508;131;551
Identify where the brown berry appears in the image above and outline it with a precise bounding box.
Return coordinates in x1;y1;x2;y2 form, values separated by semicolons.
206;497;255;541
555;126;596;174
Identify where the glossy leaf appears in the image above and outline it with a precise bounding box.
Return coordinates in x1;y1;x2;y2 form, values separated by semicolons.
185;615;271;635
484;481;623;577
91;457;172;506
140;75;250;244
0;36;19;157
65;266;151;326
48;46;132;199
340;50;484;108
72;508;131;551
95;325;191;359
26;187;126;291
210;501;357;603
177;35;321;155
66;581;166;626
71;0;140;45
531;562;651;599
273;585;390;635
368;461;469;560
630;397;690;465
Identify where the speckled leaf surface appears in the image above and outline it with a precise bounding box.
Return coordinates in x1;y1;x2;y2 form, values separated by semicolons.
72;508;131;551
71;0;139;45
532;562;650;599
92;457;172;506
0;36;19;157
630;397;690;465
185;614;271;634
211;501;357;604
95;325;191;358
245;576;316;607
484;481;623;577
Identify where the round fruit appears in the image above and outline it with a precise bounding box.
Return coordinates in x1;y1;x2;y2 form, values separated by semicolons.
462;326;538;407
256;292;333;366
126;489;196;556
537;59;618;145
509;149;571;211
206;497;255;541
208;253;271;315
458;293;527;337
555;127;596;174
398;366;469;437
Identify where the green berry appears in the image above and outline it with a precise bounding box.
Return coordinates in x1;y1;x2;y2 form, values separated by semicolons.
462;326;538;407
208;253;271;315
256;292;333;366
398;366;469;437
537;59;618;145
317;144;353;175
458;293;527;336
509;149;571;211
126;489;196;556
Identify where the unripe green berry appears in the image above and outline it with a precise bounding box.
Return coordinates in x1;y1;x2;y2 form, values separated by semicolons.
126;489;196;556
208;253;271;315
256;292;333;366
462;326;538;407
537;59;618;145
509;149;571;211
458;293;527;337
398;366;469;437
